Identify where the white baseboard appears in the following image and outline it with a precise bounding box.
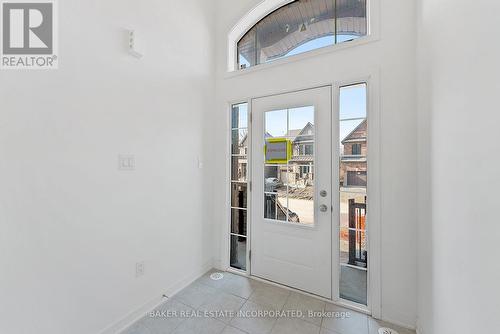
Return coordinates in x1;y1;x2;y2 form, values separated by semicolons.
99;295;167;334
163;260;214;298
379;315;417;332
99;260;214;334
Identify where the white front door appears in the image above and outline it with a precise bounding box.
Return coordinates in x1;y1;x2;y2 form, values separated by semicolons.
251;86;333;298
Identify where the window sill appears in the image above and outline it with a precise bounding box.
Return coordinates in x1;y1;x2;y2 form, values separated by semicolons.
224;35;380;80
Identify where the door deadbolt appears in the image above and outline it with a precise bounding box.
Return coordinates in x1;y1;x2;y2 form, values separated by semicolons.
320;190;327;197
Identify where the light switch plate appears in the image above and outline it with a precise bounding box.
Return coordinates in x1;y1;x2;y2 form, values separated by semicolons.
118;155;135;171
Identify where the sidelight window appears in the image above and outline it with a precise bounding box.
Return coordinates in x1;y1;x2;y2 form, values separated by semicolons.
339;83;368;305
230;103;249;270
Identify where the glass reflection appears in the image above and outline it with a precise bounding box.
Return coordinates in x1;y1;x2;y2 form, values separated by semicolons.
287;164;314;225
265;109;287;138
232;103;248;128
231;209;247;236
230;235;247;270
231;183;247;208
339;83;368;306
289;106;314;135
264;193;287;221
237;0;367;70
232;129;248;155
339;84;367;120
231;156;248;182
264;106;316;226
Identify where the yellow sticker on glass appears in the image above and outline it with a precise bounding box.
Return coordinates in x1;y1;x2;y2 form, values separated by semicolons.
265;138;292;164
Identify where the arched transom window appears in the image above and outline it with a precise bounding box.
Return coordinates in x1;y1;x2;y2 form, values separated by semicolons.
237;0;367;69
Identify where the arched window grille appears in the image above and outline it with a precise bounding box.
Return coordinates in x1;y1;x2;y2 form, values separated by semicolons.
237;0;367;69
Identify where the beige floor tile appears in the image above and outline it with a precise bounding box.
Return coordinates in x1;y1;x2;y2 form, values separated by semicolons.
175;283;218;309
283;292;325;326
221;326;248;334
221;274;263;299
198;292;246;324
322;303;368;334
172;317;226;334
271;317;320;334
248;284;290;310
230;300;277;334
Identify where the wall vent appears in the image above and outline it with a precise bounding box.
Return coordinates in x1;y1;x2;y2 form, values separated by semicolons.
379;328;399;334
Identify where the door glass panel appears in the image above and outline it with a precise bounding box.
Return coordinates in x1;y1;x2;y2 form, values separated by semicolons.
264;193;287;221
264;106;315;226
340;192;366;229
265;109;288;137
339;83;367;305
230;235;247;270
288;164;314;188
289;106;314;137
339;227;367;266
231;209;247;235
264;165;287;192
287;164;314;225
230;102;248;271
232;103;248;129
232;129;248;155
231;183;248;208
339;119;366;151
339;84;367;120
339;228;367;304
231;156;248;182
287;191;314;225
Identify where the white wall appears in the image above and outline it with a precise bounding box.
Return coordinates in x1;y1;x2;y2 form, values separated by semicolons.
416;1;433;332
213;0;418;328
0;1;215;333
417;1;500;333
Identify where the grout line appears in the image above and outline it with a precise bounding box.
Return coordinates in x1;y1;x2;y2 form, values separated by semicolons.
319;305;325;329
267;290;291;333
224;324;250;334
181;272;355;333
187;273;254;329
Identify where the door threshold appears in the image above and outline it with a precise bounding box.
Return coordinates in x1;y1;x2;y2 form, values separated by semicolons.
225;267;371;316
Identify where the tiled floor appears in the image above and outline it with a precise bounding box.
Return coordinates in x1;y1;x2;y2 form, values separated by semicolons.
122;270;415;334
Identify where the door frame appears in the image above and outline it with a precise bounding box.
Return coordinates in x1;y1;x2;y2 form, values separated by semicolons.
223;73;381;318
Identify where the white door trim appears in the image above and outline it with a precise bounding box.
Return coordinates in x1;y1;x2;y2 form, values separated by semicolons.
223;73;381;318
331;73;382;318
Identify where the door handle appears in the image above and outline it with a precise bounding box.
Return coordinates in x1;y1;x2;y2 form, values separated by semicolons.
319;204;329;212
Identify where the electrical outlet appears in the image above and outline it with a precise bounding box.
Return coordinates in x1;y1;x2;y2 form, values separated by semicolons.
136;262;144;277
119;155;135;171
